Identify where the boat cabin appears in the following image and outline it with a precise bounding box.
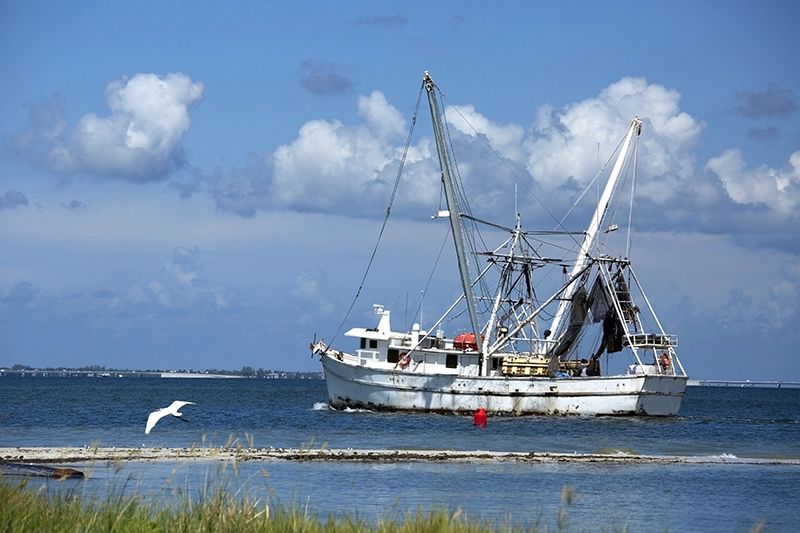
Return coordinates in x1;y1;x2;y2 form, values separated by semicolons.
344;304;481;375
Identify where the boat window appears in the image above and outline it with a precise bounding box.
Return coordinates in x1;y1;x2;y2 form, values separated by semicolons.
387;349;399;363
360;338;366;349
446;354;458;369
369;339;378;349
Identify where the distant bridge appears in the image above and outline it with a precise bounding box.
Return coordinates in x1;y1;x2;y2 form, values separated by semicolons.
689;379;800;389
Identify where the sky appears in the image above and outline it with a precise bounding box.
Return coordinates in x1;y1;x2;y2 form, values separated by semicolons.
1;1;798;380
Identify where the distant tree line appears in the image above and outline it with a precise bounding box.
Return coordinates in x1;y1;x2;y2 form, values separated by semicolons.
5;363;323;379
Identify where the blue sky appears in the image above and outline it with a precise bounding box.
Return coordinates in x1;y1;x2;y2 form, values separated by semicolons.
1;1;798;379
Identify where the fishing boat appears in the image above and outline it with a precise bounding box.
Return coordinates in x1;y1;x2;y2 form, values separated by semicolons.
311;72;687;416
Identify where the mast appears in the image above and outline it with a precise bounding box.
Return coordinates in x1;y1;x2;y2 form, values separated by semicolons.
548;117;642;350
484;217;522;354
423;72;483;366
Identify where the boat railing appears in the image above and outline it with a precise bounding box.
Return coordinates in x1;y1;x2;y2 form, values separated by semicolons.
626;333;678;348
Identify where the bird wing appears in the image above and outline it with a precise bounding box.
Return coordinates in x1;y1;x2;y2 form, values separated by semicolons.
168;401;195;413
145;408;168;435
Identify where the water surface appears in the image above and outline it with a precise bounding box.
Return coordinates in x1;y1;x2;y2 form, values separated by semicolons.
2;377;799;530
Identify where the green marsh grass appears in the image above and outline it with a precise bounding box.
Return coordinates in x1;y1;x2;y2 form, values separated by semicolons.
0;478;538;533
0;455;597;532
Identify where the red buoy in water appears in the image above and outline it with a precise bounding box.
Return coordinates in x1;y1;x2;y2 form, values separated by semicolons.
473;407;487;427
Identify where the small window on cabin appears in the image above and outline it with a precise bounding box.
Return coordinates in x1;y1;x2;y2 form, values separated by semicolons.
387;349;399;363
369;339;378;349
446;354;458;369
492;358;500;370
360;338;366;350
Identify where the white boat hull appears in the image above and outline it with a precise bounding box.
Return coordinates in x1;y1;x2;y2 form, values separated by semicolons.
322;353;686;416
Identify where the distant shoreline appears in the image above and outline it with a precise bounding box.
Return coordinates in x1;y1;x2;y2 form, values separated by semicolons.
2;371;798;387
2;446;799;466
0;369;324;380
686;379;800;388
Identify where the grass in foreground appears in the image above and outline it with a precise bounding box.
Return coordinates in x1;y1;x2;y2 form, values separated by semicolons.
0;481;534;533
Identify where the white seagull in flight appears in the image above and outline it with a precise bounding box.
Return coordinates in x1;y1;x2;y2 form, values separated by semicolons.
145;401;195;434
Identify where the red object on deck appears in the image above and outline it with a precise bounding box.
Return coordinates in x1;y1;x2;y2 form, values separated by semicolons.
473;407;487;427
454;332;482;351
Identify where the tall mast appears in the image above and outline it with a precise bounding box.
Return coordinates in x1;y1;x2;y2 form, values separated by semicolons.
548;117;642;348
423;72;483;364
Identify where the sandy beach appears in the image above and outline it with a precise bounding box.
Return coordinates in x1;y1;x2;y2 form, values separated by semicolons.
2;446;799;466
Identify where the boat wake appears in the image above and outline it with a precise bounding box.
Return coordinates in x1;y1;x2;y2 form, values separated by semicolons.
340;406;375;413
311;402;373;413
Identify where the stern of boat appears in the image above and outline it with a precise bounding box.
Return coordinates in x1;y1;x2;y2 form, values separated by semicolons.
634;374;687;415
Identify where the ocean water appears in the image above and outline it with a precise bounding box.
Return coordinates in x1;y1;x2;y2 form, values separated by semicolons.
2;377;799;531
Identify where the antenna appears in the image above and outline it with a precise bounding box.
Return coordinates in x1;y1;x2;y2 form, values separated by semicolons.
404;291;409;330
419;289;424;327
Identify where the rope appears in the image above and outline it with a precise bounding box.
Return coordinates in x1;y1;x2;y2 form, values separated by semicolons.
325;82;425;349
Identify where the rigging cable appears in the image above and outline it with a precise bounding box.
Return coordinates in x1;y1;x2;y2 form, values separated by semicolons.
444;98;584;252
597;140;637;258
626;136;638;259
325;82;425;349
556;135;626;230
412;225;452;326
598;154;630;254
437;88;494;316
438;92;486;253
435;87;519;306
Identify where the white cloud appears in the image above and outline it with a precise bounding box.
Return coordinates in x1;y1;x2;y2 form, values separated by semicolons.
270;90;417;212
162;246;202;286
256;77;707;218
526;77;703;201
445;105;525;162
104;247;235;314
197;77;796;252
706;149;800;215
146;247;235;312
10;73;203;181
358;91;406;141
